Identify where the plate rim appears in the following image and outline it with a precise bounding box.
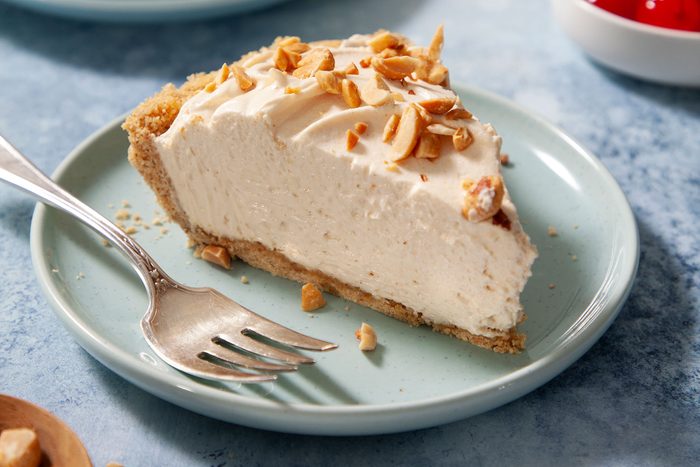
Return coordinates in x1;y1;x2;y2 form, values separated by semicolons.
2;0;290;22
29;84;640;435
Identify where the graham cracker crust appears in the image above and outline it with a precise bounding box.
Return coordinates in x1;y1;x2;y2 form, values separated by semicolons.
122;74;526;354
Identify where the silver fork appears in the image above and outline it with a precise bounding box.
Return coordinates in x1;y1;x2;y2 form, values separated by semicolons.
0;135;337;383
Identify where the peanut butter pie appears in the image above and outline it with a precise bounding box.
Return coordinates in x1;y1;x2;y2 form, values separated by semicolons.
123;28;538;353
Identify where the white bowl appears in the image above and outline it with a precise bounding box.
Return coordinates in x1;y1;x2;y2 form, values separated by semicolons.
552;0;700;87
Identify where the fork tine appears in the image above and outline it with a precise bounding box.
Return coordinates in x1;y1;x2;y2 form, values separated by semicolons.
202;343;297;372
168;355;277;383
245;320;339;351
217;333;315;365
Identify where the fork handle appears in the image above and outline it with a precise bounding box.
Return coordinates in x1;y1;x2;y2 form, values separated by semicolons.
0;134;164;292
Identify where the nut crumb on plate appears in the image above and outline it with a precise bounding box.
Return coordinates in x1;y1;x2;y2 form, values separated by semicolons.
301;283;326;311
355;322;377;351
547;226;558;237
548;283;556;289
240;275;249;284
200;245;232;269
114;209;130;221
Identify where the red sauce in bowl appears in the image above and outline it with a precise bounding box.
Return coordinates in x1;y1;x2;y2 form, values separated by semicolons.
587;0;700;32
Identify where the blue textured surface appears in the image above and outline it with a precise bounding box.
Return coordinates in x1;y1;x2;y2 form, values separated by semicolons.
0;0;698;465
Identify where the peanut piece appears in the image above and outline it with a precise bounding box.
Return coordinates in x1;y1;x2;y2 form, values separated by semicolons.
428;24;444;62
293;48;335;79
382;114;401;143
445;108;473;120
346;129;360;151
301;283;326;311
414;131;441;159
231;64;256;91
418;97;456;115
315;70;342;94
371;56;419;80
273;47;290;71
360;73;392;107
391;105;425;161
201;245;232;269
341;79;362;108
344;62;360;75
0;428;41;467
453;127;473;151
354;121;368;135
462;176;505;222
427;63;449;85
215;63;230;84
368;31;402;52
426;123;456;136
356;322;377;351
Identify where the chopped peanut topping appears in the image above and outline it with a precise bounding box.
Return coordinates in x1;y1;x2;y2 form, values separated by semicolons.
428;24;444;62
284;86;301;94
201;245;232;269
284;42;311;54
385;162;400;172
355;322;377;351
359;57;372;68
420;173;429;182
414;131;441;159
275;35;301;47
301;283;326;311
418;97;456;114
382;113;401;143
341;79;362;108
391;105;426;161
231;64;256;91
368;31;403;52
427;63;449;85
343;62;359;75
371;56;419;80
426;123;456;136
293;48;335;79
378;48;399;59
360;73;392;107
204;82;217;93
215;63;230;84
462;176;504;222
445;108;473;120
391;92;405;102
452;127;473;151
315;70;342;94
346;129;360;151
354;121;368;135
273;47;291;72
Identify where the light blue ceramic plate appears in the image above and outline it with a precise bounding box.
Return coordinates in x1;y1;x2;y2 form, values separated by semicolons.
30;85;639;436
2;0;289;22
